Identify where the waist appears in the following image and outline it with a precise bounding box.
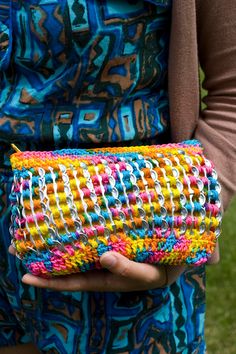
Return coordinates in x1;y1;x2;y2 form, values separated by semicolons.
0;92;170;170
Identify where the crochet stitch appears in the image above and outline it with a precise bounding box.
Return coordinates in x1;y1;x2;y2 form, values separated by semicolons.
9;140;222;277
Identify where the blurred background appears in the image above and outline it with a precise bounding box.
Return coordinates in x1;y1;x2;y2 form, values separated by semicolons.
206;197;236;353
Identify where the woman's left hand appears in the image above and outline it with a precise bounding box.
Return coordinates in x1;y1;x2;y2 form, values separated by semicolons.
9;246;184;292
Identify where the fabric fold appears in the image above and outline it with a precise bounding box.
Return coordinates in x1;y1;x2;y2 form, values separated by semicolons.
0;0;12;71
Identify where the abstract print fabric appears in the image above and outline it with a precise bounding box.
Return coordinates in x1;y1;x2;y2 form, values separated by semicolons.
0;0;171;169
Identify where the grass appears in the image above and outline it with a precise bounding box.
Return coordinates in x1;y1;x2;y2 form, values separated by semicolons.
205;197;236;353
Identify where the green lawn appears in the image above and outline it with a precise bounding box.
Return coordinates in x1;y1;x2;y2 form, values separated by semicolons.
205;197;236;353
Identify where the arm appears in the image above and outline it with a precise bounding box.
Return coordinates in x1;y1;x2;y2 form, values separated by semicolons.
195;0;236;265
195;0;236;211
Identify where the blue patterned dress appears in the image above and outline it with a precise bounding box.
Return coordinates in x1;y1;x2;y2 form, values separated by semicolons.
0;0;206;353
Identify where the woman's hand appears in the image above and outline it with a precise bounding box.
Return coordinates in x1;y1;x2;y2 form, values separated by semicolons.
9;246;185;292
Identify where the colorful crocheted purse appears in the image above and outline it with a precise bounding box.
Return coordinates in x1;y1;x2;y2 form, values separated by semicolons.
9;140;222;277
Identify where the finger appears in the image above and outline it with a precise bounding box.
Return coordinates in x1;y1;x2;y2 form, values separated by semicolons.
22;265;185;291
22;270;158;292
22;272;89;291
22;271;109;292
100;251;167;288
8;245;16;255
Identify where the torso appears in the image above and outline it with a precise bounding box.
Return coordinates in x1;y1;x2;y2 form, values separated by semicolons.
0;0;171;153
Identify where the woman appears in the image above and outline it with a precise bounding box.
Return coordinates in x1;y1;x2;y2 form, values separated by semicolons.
0;0;235;353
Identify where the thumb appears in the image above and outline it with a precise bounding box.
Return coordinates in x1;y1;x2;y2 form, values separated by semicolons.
8;244;17;256
100;252;129;275
100;251;167;287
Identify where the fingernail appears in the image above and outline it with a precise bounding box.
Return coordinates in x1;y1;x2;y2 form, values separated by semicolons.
21;275;31;284
101;254;117;269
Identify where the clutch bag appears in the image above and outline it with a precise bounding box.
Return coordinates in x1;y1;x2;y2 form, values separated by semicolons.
9;140;222;277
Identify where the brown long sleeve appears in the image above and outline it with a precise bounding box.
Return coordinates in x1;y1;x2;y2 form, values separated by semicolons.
195;0;236;210
169;0;236;211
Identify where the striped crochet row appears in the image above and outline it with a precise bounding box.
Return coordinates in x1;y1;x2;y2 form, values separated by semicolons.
9;140;222;277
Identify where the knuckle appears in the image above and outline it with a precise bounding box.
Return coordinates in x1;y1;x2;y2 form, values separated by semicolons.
47;277;72;291
143;271;159;288
103;272;114;289
144;276;154;287
46;279;57;290
118;262;130;277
